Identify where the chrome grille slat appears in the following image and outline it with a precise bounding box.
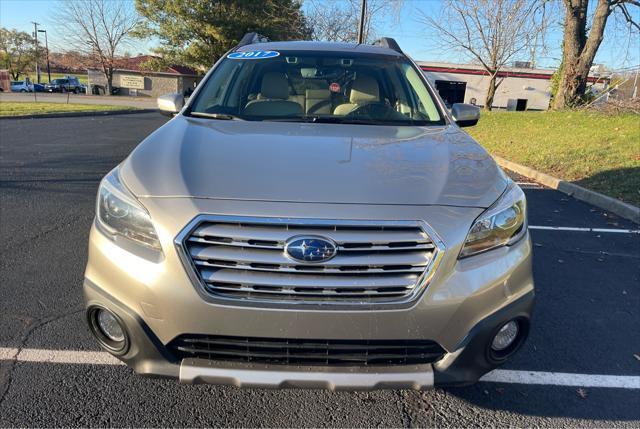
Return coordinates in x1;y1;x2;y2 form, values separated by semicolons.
338;244;435;251
201;269;417;289
188;237;281;249
189;245;431;267
206;285;410;298
189;235;435;252
193;223;429;245
193;259;426;274
179;217;442;306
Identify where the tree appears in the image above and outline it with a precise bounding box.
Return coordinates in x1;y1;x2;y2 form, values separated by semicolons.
0;28;36;80
418;0;550;110
54;0;141;95
135;0;311;70
305;0;403;43
552;0;639;109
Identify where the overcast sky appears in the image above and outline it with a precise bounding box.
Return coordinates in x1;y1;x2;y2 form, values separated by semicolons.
1;0;638;71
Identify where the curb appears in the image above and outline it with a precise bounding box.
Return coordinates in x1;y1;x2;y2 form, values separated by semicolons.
494;156;640;224
0;108;159;120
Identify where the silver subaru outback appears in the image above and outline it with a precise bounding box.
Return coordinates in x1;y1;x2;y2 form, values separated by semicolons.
84;34;533;390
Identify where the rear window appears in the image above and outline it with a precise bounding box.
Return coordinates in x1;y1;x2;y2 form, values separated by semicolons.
189;50;444;126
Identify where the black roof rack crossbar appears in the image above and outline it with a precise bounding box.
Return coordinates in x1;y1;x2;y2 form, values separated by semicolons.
236;32;270;49
373;37;403;54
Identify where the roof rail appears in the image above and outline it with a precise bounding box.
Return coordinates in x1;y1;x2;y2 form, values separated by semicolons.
236;32;270;49
373;37;403;54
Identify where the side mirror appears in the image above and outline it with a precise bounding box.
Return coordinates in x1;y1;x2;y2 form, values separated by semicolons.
451;103;480;127
157;93;184;117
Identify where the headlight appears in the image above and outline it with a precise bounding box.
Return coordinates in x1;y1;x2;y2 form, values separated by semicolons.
459;182;527;258
96;166;162;251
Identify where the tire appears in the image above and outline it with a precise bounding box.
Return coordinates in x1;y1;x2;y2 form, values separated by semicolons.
73;88;79;94
20;89;26;93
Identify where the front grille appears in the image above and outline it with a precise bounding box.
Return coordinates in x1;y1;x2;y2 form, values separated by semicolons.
169;335;446;366
177;216;442;306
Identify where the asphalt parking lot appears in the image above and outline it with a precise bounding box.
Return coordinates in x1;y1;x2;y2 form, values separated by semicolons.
0;113;638;427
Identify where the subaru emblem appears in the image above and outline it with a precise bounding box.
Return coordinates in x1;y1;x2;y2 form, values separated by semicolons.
285;236;337;263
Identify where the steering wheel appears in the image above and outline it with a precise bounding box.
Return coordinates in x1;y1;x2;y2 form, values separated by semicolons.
307;99;333;115
345;102;394;118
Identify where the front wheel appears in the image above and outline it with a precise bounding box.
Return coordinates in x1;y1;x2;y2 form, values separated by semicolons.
20;89;26;93
73;88;79;94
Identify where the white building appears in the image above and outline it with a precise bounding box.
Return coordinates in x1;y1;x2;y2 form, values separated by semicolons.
418;61;608;111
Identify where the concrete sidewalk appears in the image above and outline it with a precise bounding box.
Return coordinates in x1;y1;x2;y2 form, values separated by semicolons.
0;91;157;109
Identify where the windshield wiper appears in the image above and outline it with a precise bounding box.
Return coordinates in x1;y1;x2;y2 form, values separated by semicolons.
262;116;431;126
309;116;368;124
264;116;377;124
189;112;242;120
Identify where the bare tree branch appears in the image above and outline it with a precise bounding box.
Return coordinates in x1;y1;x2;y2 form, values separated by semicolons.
417;0;549;110
616;3;640;30
306;0;403;43
53;0;140;95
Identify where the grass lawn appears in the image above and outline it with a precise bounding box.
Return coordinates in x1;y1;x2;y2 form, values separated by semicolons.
0;102;135;117
467;110;640;206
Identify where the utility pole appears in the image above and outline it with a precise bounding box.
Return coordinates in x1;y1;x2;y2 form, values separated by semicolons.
31;21;41;84
357;0;367;44
38;29;51;83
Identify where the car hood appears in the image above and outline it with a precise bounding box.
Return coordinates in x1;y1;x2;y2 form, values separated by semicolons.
121;116;507;208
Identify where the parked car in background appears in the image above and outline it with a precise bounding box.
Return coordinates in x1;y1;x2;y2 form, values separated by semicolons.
33;83;45;92
45;76;82;93
11;78;34;92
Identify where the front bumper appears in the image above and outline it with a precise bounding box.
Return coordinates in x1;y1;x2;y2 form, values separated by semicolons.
84;200;534;389
84;279;533;389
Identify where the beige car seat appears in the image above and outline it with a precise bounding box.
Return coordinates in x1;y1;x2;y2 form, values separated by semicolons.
244;72;303;116
333;75;380;116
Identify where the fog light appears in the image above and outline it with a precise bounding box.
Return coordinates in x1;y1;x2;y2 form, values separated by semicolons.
97;309;125;342
491;320;519;351
88;306;129;354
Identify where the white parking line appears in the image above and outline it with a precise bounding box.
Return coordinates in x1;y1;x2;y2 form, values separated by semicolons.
480;370;640;389
0;347;119;365
529;225;640;234
2;347;639;389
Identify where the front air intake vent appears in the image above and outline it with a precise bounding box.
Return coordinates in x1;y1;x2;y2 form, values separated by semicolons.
169;334;446;366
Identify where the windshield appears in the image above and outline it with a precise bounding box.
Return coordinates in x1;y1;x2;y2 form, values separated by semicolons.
51;79;66;84
189;50;444;126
